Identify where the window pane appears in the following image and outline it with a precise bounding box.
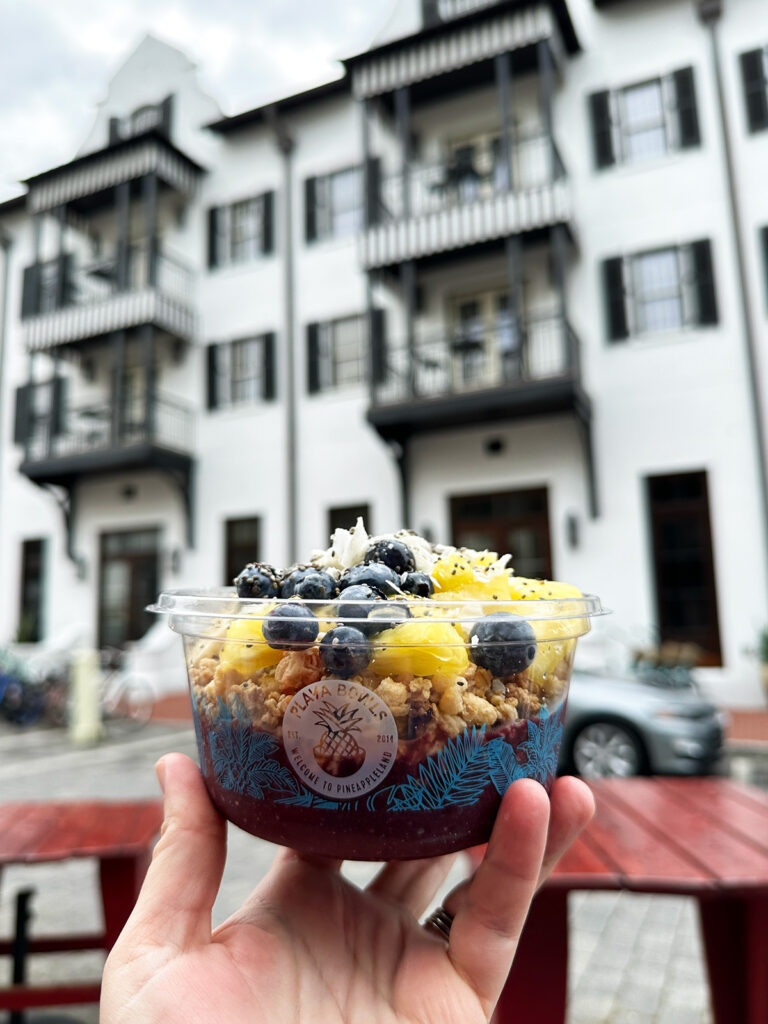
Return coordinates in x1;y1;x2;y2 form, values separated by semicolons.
621;80;667;161
633;249;683;332
231;198;262;262
333;316;366;386
623;81;664;128
316;167;362;239
231;338;263;404
625;126;668;162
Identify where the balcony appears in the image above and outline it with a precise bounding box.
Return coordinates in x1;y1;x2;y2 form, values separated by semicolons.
22;243;197;352
368;313;589;438
19;393;195;487
363;133;569;269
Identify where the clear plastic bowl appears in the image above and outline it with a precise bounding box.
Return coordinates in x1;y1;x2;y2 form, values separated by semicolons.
150;589;605;860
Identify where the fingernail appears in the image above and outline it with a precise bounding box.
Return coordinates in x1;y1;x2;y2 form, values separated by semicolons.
155;757;167;793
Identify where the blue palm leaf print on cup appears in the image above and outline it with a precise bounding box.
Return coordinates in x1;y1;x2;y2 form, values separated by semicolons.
375;726;490;812
517;705;564;784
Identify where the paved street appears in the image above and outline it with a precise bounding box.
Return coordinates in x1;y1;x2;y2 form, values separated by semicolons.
1;721;765;1023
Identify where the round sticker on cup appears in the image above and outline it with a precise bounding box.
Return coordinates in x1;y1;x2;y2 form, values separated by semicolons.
284;679;398;800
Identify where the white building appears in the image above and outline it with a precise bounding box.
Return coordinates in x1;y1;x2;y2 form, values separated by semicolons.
1;0;768;705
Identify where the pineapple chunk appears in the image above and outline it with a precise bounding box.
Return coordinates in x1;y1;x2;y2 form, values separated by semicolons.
370;620;469;677
219;614;285;675
432;553;475;591
508;577;583;600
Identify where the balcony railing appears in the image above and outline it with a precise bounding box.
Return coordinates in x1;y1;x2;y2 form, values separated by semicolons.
72;242;193;308
363;133;569;269
22;242;196;350
372;313;579;407
21;393;194;466
376;132;565;224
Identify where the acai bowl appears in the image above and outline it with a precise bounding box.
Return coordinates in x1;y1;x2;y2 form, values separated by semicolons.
150;522;604;860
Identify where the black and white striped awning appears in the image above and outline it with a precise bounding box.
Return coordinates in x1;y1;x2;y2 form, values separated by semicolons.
27;139;199;214
352;4;556;99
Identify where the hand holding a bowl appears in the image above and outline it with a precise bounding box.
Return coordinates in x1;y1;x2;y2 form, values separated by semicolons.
100;753;594;1024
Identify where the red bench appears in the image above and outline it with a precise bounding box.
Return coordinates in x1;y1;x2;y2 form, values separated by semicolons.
0;800;163;1013
490;777;768;1024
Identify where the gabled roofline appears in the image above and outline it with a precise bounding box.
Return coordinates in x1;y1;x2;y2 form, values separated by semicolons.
343;0;580;65
23;128;204;187
206;75;349;134
0;194;26;215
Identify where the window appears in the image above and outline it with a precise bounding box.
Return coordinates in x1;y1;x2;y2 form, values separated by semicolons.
589;66;700;169
207;192;274;268
328;504;371;538
740;47;768;133
646;471;722;666
631;249;684;333
225;517;261;587
602;240;718;342
451;489;552;581
305;167;363;242
18;539;46;643
131;105;162;134
620;80;668;161
207;334;276;409
307;315;367;392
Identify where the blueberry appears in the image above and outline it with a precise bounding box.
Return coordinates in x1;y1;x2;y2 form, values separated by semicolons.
234;562;280;599
364;600;412;636
364;539;416;575
468;613;537;677
319;626;370;678
339;562;402;597
337;584;381;634
279;566;314;598
293;571;339;601
401;571;434;598
263;603;319;650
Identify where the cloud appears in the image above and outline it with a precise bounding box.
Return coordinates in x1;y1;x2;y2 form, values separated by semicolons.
0;0;390;200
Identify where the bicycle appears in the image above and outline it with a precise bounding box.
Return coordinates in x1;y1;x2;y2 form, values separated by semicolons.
99;648;155;731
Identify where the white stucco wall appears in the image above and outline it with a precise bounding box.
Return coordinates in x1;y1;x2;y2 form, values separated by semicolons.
2;3;768;706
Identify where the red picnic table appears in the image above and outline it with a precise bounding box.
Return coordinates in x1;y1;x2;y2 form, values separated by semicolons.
0;799;163;1013
491;777;768;1024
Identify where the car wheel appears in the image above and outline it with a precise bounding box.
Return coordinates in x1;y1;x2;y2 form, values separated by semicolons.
571;721;646;778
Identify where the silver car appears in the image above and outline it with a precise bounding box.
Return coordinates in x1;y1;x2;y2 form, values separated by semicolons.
558;667;725;778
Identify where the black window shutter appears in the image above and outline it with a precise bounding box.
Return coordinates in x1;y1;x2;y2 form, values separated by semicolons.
740;49;768;133
365;157;382;227
108;117;122;144
262;332;276;400
13;384;32;445
50;376;67;437
602;257;628;341
589;91;615;169
159;94;174;138
673;67;700;148
207;208;219;268
304;177;317;242
262;191;275;254
20;264;41;319
307;323;321;393
370;308;387;385
206;345;219;409
691;239;718;325
762;226;768;310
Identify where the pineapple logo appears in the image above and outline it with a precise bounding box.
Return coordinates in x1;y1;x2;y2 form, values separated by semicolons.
312;701;365;777
284;680;398;799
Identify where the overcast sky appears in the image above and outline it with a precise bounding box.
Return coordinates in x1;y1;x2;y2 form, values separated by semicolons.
0;0;400;202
